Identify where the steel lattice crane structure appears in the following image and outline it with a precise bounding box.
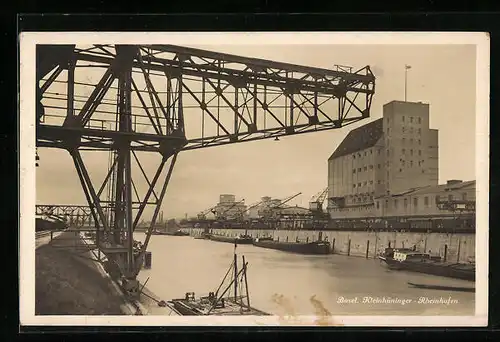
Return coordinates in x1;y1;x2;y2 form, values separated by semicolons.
36;44;375;295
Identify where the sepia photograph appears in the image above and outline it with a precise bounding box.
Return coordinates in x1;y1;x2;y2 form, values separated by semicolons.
19;32;489;327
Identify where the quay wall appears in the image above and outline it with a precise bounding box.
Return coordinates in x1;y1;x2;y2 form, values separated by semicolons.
183;227;475;262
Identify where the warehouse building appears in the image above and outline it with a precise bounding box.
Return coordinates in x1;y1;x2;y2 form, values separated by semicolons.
327;100;474;220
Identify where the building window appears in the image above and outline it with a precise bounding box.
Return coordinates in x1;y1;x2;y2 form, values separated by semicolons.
418;117;421;124
377;180;381;184
418;139;421;145
364;166;367;171
402;138;406;144
410;160;413;167
364;151;367;156
410;149;413;156
364;181;367;186
386;149;390;156
353;169;356;174
402;116;405;122
402;127;405;133
462;193;467;200
418;150;422;156
358;168;361;172
385;200;389;208
413;197;418;207
399;168;402;172
424;196;429;206
378;149;380;155
353;155;356;159
417;128;421;134
370;180;373;185
378;164;381;169
370;149;373;154
448;194;453;201
404;198;408;208
353;184;356;188
435;195;441;203
410;138;413;144
358;183;361;187
376;201;380;209
369;165;373;169
410;117;413;123
402;148;406;154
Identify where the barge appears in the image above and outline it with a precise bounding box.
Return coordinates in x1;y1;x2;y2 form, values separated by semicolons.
379;248;475;281
151;229;190;236
209;234;254;245
168;251;269;316
252;238;331;255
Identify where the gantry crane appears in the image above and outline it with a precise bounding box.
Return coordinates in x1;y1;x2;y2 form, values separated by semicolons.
36;44;375;295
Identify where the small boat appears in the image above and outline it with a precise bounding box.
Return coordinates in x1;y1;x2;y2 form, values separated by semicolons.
209;234;254;245
408;282;475;293
379;248;475;281
168;251;269;316
253;238;331;255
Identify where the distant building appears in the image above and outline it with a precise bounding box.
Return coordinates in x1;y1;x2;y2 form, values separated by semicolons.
327;100;446;219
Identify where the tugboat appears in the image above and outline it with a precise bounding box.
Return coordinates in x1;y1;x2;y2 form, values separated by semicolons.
379;247;475;281
168;247;269;316
252;237;331;255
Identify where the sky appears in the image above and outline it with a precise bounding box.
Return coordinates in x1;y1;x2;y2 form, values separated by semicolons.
35;43;477;220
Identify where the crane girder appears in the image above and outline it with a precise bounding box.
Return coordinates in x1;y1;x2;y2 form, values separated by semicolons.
35;44;375;293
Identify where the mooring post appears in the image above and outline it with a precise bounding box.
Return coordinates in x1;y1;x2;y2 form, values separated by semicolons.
366;240;370;259
457;238;461;263
332;238;336;254
347;239;351;256
444;244;448;262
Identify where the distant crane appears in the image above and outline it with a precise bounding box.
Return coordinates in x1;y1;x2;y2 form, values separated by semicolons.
215;198;245;221
197;205;218;220
259;192;302;220
309;187;329;213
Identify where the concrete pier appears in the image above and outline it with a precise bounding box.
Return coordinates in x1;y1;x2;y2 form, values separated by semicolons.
186;228;475;262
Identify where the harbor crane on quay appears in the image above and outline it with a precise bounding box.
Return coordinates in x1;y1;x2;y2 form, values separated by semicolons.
36;44;376;296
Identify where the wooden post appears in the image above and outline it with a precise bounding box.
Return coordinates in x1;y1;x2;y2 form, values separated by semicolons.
347;239;351;256
366;240;370;259
306;236;309;243
234;253;238;301
457;238;461;263
332;238;336;254
444;244;448;262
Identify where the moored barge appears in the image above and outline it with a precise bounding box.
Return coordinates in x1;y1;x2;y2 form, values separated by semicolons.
379;248;475;281
209;234;254;244
252;238;331;255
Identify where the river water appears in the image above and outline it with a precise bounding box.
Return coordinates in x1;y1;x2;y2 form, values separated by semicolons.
134;234;475;316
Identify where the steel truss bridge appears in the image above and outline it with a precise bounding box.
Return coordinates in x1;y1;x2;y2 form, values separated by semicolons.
36;44;375;295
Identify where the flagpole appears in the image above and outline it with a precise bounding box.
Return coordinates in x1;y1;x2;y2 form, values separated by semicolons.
404;64;411;102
